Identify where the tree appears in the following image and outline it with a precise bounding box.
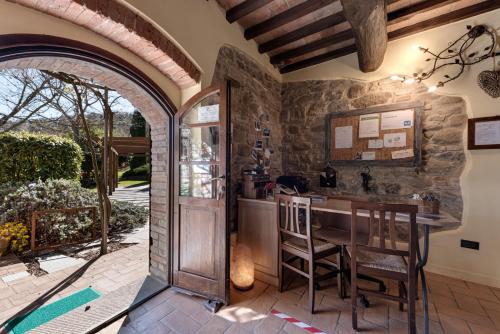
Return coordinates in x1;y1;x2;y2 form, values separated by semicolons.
129;110;148;169
0;69;60;132
43;71;116;255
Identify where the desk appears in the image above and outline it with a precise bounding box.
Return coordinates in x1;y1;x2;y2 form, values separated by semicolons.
238;196;459;334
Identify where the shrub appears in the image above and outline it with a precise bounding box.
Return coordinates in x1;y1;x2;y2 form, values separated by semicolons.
0;179;148;241
110;201;149;235
0;132;83;183
0;179;96;225
121;164;150;180
0;222;29;254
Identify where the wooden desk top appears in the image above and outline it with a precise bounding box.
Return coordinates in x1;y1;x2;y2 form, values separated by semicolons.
238;196;460;229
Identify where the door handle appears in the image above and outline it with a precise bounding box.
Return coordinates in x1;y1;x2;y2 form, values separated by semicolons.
210;175;226;182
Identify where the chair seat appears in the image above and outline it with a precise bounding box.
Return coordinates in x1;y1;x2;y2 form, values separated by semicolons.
346;246;407;274
283;237;336;254
313;227;351;245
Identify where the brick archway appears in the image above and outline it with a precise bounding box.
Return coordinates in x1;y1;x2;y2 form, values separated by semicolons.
0;35;172;282
7;0;201;89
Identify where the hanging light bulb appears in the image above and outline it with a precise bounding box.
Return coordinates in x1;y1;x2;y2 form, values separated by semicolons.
404;77;416;84
427;85;437;92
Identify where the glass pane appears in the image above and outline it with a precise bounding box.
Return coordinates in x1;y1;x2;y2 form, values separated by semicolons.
182;92;220;125
180;126;219;162
180;164;219;198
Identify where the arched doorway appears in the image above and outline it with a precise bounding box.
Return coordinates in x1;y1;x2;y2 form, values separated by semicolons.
0;34;174;284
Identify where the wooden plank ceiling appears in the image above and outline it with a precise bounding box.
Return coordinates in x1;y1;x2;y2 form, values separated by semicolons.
216;0;500;73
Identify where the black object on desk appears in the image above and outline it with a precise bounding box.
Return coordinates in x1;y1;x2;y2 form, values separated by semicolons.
277;175;309;193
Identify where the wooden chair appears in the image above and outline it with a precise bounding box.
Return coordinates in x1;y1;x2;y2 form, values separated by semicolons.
347;201;418;334
276;194;340;313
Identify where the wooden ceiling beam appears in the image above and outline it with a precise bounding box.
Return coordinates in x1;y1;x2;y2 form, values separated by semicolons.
388;0;500;40
279;44;357;73
271;0;459;64
244;0;336;40
387;0;457;25
270;29;353;64
258;11;346;53
226;0;274;23
257;0;405;54
280;0;500;73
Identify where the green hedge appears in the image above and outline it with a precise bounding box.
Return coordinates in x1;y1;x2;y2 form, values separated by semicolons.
121;164;150;180
0;132;83;183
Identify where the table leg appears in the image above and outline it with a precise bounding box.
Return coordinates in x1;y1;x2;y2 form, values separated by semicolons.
417;225;430;334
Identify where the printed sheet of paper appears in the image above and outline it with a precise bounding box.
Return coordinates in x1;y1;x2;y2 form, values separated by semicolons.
475;121;500;145
384;132;407;148
197;105;219;122
362;152;376;160
392;149;414;159
381;109;414;130
335;126;353;149
368;139;384;149
359;114;380;138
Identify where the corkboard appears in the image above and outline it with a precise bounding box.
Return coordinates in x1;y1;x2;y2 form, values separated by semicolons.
325;102;423;167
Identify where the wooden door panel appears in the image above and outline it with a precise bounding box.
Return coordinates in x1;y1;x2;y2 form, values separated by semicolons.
172;83;229;304
176;271;219;297
179;206;217;278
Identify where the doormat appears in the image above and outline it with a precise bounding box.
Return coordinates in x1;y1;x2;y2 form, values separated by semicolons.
271;309;326;334
4;287;101;334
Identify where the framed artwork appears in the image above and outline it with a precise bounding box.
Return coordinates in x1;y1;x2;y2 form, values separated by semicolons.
468;116;500;150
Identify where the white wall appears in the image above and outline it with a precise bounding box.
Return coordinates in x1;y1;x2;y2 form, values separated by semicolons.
121;0;281;103
284;9;500;288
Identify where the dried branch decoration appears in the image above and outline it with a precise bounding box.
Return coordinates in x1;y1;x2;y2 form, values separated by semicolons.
392;25;500;93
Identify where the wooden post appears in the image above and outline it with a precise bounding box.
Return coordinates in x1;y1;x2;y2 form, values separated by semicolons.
108;112;114;195
31;212;37;251
340;0;387;72
114;152;119;190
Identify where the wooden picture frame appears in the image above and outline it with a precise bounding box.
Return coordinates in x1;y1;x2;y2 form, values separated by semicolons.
325;102;423;167
468;116;500;150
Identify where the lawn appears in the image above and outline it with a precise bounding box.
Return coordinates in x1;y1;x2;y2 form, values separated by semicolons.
118;179;149;188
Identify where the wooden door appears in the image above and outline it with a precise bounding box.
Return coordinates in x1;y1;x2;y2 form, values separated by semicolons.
173;83;229;304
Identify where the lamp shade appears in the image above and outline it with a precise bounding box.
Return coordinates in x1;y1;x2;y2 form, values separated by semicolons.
230;243;254;291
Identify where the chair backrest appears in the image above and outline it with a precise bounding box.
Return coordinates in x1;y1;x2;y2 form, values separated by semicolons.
276;194;313;251
351;201;418;267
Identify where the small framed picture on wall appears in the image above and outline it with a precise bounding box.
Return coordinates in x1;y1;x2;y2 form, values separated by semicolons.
468;116;500;150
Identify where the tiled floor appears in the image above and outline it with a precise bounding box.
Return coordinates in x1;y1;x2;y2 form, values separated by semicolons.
99;272;500;334
0;241;149;326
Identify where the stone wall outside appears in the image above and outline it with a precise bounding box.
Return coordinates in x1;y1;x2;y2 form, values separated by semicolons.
281;79;466;219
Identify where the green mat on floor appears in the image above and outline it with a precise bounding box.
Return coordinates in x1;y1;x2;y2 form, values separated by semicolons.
4;287;101;334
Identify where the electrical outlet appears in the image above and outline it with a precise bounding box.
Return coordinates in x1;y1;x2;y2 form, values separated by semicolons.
460;239;479;250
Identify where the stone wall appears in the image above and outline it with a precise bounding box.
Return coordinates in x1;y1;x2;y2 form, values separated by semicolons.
281;79;466;219
212;45;283;229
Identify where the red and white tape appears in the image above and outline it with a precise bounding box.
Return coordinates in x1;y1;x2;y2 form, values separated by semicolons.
271;309;327;334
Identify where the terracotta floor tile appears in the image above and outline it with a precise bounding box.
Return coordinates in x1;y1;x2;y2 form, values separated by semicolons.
161;309;202;334
195;316;232;333
468;323;500;334
454;292;489;316
362;298;389;328
129;299;175;332
439;313;472;334
253;314;286;334
223;324;253;333
449;284;500;303
436;303;496;329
